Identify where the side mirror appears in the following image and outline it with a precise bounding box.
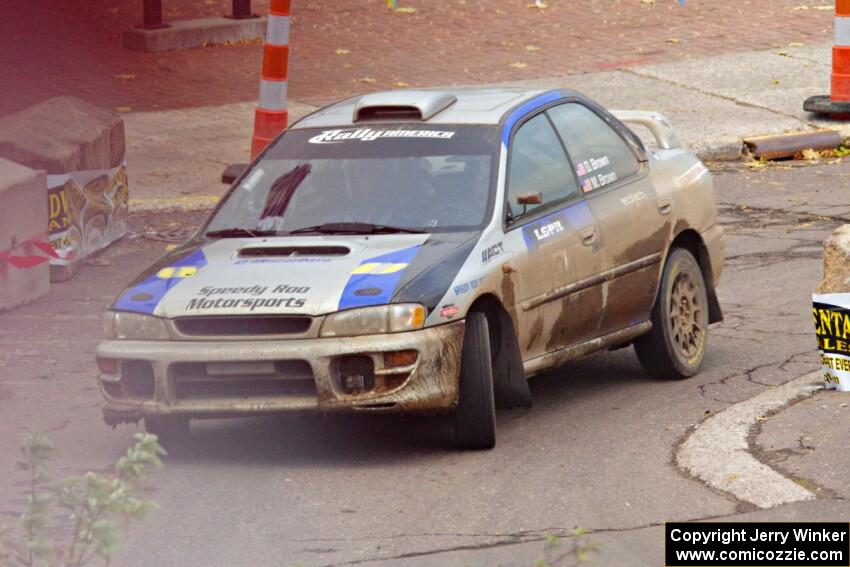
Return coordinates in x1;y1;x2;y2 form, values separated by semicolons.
517;193;543;206
221;163;249;184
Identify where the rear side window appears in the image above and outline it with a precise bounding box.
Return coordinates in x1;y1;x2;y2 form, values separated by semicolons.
506;113;579;221
547;103;639;194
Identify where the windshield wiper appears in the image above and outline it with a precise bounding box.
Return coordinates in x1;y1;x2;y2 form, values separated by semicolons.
205;228;278;238
288;222;425;235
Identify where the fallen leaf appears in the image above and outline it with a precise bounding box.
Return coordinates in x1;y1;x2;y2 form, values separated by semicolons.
801;148;821;161
788;42;805;47
776;51;789;56
357;77;377;83
395;6;417;13
792;5;808;10
115;106;133;113
335;48;351;55
527;1;548;9
772;79;780;85
509;61;529;69
525;44;540;52
665;38;680;44
640;0;655;4
394;81;410;88
813;4;832;9
114;74;136;80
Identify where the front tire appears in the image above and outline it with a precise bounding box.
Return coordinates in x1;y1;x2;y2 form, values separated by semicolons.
634;248;709;379
454;312;497;450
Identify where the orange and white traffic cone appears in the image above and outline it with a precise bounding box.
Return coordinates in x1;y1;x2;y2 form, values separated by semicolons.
805;0;850;117
251;0;291;158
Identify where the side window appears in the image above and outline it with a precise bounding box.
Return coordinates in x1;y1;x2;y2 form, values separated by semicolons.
506;113;579;221
547;103;640;194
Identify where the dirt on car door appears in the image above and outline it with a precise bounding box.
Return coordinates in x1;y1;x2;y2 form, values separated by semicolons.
548;102;670;335
500;112;605;363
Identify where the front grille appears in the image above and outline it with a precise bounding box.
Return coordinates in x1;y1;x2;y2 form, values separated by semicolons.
172;360;316;401
174;315;312;336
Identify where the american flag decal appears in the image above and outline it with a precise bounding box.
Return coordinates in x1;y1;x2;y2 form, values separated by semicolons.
576;162;587;176
582;178;594;193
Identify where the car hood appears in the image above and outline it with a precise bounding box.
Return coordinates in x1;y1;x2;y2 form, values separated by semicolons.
112;232;473;318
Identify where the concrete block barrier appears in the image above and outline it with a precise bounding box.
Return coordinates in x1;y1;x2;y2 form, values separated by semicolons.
0;159;50;312
0;96;129;282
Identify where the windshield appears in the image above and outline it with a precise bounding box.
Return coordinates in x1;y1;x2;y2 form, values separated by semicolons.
205;125;499;235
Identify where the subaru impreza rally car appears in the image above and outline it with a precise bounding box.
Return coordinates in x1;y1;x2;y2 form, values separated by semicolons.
97;88;724;449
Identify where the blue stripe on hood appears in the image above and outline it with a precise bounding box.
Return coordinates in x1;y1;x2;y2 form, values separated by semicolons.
113;249;208;315
337;245;422;310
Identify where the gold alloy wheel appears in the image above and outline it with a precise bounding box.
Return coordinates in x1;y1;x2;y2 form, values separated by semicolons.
668;270;704;359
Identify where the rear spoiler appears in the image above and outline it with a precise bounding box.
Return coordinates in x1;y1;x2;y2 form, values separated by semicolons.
611;110;682;150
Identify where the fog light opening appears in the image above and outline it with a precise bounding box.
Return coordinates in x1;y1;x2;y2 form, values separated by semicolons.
338;356;375;394
97;358;119;374
121;361;156;400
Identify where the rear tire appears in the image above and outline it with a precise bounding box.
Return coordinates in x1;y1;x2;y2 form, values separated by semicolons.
454;312;497;450
144;415;190;450
634;248;709;379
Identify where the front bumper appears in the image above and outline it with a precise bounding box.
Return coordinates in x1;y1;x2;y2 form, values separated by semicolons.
96;320;465;425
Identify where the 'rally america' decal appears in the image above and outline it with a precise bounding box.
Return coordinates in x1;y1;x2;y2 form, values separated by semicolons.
309;128;456;144
338;245;422;310
113;249;208;315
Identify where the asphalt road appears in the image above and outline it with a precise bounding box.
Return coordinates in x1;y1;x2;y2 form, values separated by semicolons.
1;160;848;566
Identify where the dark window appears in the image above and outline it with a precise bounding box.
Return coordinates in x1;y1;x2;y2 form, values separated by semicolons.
547;103;640;194
205;125;499;234
506;113;579;221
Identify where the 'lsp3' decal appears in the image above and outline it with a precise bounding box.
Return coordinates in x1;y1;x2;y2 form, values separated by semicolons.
523;211;567;249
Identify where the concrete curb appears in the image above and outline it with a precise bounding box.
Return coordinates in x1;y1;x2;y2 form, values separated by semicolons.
677;372;824;509
130;195;220;213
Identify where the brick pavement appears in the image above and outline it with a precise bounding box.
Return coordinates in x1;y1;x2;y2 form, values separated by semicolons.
0;0;834;116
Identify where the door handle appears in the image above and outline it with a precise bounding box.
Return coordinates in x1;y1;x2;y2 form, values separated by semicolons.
657;198;672;215
580;226;597;245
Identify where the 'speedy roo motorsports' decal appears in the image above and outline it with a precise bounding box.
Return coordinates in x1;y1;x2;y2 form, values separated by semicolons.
185;285;309;311
309;128;456;144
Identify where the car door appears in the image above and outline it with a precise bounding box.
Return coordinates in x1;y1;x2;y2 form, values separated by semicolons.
547;102;670;335
502;111;605;362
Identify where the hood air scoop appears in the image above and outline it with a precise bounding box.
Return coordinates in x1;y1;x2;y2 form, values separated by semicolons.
238;246;350;258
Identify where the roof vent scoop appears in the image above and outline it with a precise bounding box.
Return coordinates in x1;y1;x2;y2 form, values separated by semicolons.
353;91;457;122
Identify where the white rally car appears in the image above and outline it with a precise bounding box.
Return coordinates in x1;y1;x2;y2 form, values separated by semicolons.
97;88;724;449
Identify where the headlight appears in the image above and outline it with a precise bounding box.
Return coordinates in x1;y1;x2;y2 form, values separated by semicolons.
102;311;170;340
320;304;426;337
